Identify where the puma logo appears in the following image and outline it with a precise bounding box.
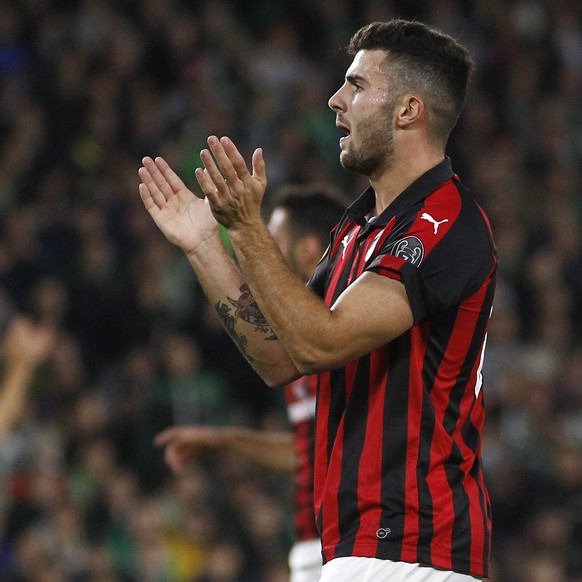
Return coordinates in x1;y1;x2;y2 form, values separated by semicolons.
421;212;449;234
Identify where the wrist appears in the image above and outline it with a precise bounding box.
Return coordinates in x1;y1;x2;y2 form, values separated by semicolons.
184;228;225;262
227;219;269;246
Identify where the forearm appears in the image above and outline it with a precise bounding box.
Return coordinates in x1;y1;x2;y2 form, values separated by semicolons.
0;362;35;435
185;233;300;387
220;427;295;473
228;223;414;373
228;223;335;372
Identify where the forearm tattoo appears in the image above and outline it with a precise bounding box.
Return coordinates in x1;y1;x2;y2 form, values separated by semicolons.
215;284;277;361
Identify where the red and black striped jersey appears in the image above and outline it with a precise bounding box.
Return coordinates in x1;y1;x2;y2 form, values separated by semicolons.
308;158;496;578
285;375;319;542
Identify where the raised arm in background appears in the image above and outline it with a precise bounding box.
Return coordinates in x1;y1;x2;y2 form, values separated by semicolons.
0;316;56;435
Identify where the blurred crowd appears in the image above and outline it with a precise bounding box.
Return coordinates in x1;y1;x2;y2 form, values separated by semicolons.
0;0;581;580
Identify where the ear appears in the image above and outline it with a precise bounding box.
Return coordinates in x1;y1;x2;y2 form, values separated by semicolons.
395;94;424;129
294;234;325;279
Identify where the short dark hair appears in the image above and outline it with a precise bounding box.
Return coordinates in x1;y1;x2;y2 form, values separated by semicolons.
269;183;347;247
348;19;474;144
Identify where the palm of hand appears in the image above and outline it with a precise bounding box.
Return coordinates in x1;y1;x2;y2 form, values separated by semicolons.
139;156;220;254
159;190;218;254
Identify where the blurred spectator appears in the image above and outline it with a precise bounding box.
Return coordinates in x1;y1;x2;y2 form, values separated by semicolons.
0;314;56;435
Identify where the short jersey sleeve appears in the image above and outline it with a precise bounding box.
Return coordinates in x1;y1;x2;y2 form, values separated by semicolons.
307;245;330;300
367;197;496;323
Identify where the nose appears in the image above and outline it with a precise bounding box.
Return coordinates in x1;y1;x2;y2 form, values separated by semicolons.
328;85;344;112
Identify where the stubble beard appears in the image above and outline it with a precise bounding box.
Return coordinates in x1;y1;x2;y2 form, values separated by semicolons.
340;104;395;177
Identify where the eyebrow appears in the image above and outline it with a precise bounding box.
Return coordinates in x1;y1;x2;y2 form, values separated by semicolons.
346;74;367;85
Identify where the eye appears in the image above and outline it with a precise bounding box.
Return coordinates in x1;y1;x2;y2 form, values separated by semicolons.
345;75;364;93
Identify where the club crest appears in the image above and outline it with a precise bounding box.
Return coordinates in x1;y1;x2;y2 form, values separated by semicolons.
391;236;424;266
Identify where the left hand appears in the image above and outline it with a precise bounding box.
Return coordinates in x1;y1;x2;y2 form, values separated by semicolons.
195;135;267;230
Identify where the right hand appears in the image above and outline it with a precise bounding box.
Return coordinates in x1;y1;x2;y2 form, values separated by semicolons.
138;157;219;255
195;136;267;231
154;425;227;474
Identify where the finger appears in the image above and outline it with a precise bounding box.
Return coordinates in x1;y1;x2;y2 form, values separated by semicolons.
153;156;189;194
139;182;156;210
194;166;218;198
200;146;228;192
251;147;266;184
208;135;244;184
138;161;168;209
139;157;166;196
219;136;252;182
141;156;179;200
195;167;224;214
208;136;241;184
139;182;169;218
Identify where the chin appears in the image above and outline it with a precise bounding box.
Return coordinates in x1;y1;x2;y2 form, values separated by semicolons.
339;149;351;166
339;152;356;172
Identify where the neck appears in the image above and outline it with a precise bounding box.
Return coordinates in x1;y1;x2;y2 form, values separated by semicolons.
369;144;444;216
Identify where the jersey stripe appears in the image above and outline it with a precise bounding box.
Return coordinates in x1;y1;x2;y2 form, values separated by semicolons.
337;359;369;555
353;346;389;553
314;371;331;531
402;323;429;563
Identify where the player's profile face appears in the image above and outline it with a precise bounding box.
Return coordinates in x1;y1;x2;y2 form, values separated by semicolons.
329;50;396;177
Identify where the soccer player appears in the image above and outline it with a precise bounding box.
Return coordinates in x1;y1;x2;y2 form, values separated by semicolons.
139;19;496;581
154;185;346;582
